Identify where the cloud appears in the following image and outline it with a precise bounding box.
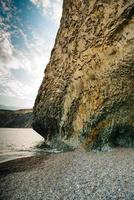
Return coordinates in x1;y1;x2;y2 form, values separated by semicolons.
0;25;51;107
0;30;13;62
0;0;63;108
31;0;50;8
0;28;51;106
30;0;63;24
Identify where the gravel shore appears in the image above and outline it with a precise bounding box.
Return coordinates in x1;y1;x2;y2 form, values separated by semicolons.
0;148;134;200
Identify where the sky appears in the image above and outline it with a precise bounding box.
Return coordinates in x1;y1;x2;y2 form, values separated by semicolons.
0;0;63;109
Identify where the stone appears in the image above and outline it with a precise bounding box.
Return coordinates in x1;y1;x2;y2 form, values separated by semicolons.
32;0;134;151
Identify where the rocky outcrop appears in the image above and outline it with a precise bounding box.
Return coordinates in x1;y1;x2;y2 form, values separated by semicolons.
32;0;134;150
0;109;32;128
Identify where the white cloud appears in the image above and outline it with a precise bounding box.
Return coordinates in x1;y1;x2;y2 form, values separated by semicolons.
0;30;13;61
30;0;63;24
0;29;50;107
0;0;63;108
0;66;28;99
31;0;50;8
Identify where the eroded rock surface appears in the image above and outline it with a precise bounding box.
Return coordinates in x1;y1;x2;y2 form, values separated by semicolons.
33;0;134;150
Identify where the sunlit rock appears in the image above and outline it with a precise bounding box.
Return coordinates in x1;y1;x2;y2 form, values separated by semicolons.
32;0;134;150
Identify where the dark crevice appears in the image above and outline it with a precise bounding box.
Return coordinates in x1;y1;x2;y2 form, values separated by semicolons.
109;124;134;148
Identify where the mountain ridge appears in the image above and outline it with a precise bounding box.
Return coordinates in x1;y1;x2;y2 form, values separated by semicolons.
0;109;32;128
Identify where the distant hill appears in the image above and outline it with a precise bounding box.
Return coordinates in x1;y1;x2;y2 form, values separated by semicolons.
0;105;25;111
0;109;33;128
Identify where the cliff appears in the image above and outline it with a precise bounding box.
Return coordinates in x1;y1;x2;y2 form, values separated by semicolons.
32;0;134;150
0;109;32;128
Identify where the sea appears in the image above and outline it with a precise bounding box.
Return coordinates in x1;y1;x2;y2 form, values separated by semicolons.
0;128;51;163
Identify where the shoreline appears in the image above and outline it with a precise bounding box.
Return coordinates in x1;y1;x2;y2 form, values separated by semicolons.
0;154;50;177
0;147;134;175
0;152;48;165
0;148;134;200
0;148;65;165
0;149;75;176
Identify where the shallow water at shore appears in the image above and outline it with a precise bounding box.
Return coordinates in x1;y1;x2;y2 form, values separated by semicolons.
0;128;48;163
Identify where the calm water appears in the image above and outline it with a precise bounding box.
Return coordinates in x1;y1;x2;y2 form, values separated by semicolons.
0;128;46;163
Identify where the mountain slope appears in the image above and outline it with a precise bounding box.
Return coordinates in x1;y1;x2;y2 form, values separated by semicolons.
0;109;32;128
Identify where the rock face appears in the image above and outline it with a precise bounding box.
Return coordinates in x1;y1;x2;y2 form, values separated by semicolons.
33;0;134;150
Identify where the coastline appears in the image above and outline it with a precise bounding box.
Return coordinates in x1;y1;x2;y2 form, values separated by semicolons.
0;148;134;200
0;154;50;177
0;128;45;164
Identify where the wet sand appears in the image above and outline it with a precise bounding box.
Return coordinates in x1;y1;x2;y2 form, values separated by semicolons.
0;148;134;200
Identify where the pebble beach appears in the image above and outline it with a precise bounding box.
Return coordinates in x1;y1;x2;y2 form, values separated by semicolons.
0;148;134;200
